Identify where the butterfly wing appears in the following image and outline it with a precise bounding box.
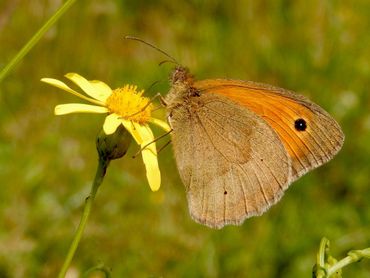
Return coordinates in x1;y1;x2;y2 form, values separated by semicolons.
169;93;291;229
194;79;344;181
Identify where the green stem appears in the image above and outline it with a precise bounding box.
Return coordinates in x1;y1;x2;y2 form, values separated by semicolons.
82;262;111;278
315;238;329;278
58;158;109;278
326;248;370;277
0;0;77;83
318;238;329;268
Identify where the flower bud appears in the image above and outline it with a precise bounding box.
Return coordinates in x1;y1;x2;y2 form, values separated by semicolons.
96;125;132;161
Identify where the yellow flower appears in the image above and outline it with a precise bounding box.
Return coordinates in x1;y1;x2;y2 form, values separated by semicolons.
41;73;170;191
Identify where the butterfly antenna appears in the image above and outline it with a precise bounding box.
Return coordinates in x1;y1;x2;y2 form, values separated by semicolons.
146;80;161;92
125;36;179;66
159;59;177;66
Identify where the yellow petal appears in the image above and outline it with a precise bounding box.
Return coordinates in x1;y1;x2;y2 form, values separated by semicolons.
42;78;80;95
65;73;112;102
89;80;112;102
55;103;108;115
121;119;143;144
122;121;161;191
103;114;122;135
132;123;156;150
41;77;104;106
142;145;161;191
149;118;172;132
136;124;160;191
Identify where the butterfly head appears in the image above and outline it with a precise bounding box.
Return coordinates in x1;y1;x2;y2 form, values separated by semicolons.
170;66;194;87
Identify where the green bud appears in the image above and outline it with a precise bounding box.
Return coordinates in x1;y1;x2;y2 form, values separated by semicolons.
96;125;132;161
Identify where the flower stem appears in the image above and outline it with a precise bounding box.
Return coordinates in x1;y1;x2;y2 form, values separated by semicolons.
0;0;77;83
58;157;109;278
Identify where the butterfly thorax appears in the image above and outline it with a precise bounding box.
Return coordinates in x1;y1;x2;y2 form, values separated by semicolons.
165;66;200;111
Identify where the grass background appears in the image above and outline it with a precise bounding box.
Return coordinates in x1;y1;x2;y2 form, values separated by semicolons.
0;0;369;277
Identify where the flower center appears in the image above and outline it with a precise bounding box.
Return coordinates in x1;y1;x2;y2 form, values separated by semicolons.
106;85;153;123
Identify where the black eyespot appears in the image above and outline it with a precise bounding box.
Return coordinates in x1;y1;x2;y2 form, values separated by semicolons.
294;118;307;131
224;191;228;195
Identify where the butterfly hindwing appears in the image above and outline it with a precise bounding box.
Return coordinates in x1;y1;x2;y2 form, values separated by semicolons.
169;92;291;228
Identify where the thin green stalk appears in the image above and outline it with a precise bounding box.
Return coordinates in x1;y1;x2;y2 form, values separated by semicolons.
82;262;111;278
314;238;370;278
58;158;109;278
318;238;329;268
0;0;77;83
314;237;329;278
326;248;370;277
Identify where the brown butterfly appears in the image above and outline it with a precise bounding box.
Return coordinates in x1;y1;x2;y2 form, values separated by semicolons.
164;66;344;229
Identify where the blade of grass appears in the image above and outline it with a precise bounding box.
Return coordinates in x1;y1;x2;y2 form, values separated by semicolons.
0;0;77;84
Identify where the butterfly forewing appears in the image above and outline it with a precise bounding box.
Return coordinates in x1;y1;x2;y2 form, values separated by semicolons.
195;79;344;181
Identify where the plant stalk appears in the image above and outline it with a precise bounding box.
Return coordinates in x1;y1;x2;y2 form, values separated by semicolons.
58;158;109;278
0;0;77;83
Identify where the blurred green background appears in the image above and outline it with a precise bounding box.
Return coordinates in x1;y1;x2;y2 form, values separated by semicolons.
1;0;369;277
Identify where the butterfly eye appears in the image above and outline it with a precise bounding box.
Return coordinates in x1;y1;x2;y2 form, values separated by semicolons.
172;66;186;82
294;118;307;131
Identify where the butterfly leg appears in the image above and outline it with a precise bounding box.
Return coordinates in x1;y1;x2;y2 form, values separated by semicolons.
157;140;172;154
132;129;173;158
126;92;166;118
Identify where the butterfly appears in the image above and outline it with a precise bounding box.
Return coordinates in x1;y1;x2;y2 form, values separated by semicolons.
164;66;344;229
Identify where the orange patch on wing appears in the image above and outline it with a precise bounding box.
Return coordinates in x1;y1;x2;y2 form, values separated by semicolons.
194;79;314;162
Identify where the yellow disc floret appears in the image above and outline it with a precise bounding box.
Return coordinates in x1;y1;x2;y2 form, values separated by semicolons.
106;85;153;124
